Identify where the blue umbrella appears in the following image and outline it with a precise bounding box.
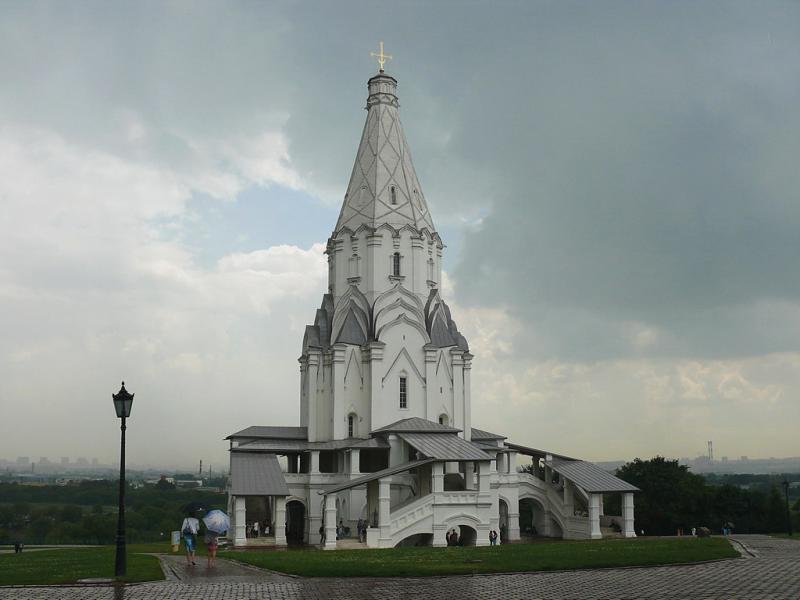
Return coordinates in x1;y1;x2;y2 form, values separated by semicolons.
203;509;230;534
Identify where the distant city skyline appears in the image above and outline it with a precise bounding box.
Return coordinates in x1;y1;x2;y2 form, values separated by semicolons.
2;2;799;467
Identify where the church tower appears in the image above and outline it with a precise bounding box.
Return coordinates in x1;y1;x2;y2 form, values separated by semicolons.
299;68;473;442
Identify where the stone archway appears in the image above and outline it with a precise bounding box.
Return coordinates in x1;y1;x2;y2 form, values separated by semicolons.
519;497;545;537
286;500;306;544
457;524;477;546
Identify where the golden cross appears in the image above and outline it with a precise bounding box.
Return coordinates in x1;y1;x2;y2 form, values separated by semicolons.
370;41;392;72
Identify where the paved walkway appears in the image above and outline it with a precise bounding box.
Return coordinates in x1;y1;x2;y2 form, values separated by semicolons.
1;535;798;599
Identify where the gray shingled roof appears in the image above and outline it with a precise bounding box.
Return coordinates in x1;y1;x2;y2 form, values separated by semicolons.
320;458;436;495
505;441;576;461
350;437;391;449
398;432;491;461
548;458;639;493
229;453;290;496
226;426;308;441
372;417;461;434
234;437;389;452
471;427;507;441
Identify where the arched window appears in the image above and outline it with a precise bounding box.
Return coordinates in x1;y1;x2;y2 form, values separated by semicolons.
399;376;408;409
392;252;401;277
348;414;356;438
390;186;397;205
438;414;449;426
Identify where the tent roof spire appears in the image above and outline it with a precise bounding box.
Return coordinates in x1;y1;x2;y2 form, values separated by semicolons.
335;67;436;234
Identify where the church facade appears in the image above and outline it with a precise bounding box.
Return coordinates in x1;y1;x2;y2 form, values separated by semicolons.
226;66;638;549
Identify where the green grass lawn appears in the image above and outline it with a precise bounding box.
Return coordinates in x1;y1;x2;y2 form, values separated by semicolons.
0;547;165;586
229;537;738;577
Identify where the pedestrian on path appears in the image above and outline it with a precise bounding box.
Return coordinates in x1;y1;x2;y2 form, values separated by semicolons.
181;513;200;566
205;529;219;568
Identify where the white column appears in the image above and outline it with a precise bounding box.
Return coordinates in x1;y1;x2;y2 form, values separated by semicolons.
432;462;444;493
477;461;490;494
378;477;392;547
308;494;323;546
310;450;320;474
324;494;337;550
462;353;472;441
350;449;360;475
233;496;247;546
274;496;287;546
622;492;636;538
563;480;574;515
508;510;520;542
332;344;347;439
424;346;437;421
589;493;602;539
307;352;320;441
507;451;518;475
452;350;464;436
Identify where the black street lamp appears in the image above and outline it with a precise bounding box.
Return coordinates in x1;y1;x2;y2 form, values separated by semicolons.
782;480;793;537
112;382;134;577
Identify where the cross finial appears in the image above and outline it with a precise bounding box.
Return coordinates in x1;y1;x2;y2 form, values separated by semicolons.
370;41;392;73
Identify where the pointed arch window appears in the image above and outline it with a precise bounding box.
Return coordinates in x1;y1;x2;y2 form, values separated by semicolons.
399;376;408;409
348;413;357;438
390;186;397;205
392;252;401;277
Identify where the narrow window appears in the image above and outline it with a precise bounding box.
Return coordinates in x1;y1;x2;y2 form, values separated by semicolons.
399;377;407;409
439;414;449;426
390;186;397;205
392;252;401;277
348;414;355;438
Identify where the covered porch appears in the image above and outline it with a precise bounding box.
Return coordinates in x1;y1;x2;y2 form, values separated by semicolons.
228;452;291;547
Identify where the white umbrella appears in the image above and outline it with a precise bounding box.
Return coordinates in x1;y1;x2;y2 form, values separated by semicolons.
203;509;230;534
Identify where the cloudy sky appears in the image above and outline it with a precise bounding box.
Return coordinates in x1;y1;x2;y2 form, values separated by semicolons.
1;1;799;470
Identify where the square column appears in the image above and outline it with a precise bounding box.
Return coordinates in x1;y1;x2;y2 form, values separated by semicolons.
622;492;636;537
324;494;337;550
432;462;444;493
378;477;392;547
274;496;287;546
563;480;574;515
310;450;320;474
308;493;323;546
507;451;518;475
589;493;602;539
350;448;360;475
233;496;247;546
477;461;490;494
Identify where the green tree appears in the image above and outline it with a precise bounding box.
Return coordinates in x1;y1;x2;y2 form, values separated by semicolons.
615;457;707;535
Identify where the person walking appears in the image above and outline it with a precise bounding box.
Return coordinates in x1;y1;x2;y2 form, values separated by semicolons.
253;520;260;538
319;525;326;546
181;513;200;566
205;528;219;568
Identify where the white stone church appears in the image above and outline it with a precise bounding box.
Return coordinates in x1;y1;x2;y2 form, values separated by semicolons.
226;64;638;549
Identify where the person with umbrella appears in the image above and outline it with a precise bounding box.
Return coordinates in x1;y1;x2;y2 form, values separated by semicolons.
203;509;230;569
180;510;201;567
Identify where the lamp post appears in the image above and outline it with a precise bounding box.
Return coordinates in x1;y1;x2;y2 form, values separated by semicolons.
112;382;134;577
782;480;793;537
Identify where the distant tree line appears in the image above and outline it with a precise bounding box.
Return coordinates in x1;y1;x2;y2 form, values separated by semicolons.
611;457;800;535
0;480;226;545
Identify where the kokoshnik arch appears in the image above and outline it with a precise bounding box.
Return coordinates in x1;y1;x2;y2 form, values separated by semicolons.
226;53;639;549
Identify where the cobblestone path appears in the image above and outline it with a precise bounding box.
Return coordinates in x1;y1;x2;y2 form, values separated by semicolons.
1;535;797;600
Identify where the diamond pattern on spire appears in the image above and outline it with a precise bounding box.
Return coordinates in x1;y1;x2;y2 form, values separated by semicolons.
336;75;436;233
